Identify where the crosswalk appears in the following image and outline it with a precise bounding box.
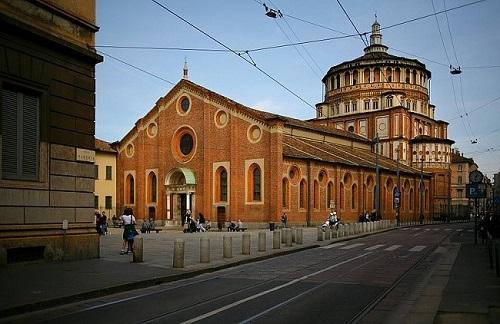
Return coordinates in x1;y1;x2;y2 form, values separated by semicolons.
320;242;426;252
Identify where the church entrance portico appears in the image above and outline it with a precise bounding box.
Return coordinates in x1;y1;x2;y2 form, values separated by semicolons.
165;168;196;225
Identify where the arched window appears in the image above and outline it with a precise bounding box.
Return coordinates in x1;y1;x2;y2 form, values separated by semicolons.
247;164;261;202
282;178;289;208
351;184;357;209
352;70;358;85
386;67;392;82
364;68;370;83
336;75;340;89
299;180;307;208
395;68;401;82
374;68;381;82
405;69;411;83
220;168;228;202
314;180;319;209
327;181;334;206
458;176;462;185
148;172;157;203
126;174;135;204
409;188;414;210
340;183;344;209
344;72;350;86
386;96;393;107
253;167;261;201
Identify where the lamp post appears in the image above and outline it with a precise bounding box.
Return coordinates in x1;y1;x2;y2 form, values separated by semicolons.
420;156;424;224
374;134;380;220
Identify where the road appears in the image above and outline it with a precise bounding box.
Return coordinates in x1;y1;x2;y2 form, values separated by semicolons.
11;222;471;324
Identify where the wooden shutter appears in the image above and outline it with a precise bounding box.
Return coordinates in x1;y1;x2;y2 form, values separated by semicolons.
1;88;39;180
21;93;39;180
1;89;18;179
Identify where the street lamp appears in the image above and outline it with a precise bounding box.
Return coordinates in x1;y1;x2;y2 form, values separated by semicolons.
420;156;424;224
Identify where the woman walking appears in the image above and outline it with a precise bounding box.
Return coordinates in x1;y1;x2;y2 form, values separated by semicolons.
120;207;137;254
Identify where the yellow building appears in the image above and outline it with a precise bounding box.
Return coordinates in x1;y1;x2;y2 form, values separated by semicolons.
450;149;477;218
94;139;117;219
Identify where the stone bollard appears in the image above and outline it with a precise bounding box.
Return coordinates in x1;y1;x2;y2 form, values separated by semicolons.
337;224;343;237
258;232;266;252
273;230;281;249
242;233;251;255
285;229;293;247
297;228;303;244
292;228;296;243
363;222;367;233
325;227;331;240
173;238;185;268
317;227;324;241
281;229;286;244
133;236;143;263
200;237;210;263
223;236;232;258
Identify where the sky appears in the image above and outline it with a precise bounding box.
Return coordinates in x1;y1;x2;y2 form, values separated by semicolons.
95;0;500;179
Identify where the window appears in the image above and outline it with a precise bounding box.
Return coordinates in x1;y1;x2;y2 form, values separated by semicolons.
94;195;99;209
180;97;190;112
248;164;261;202
1;87;40;181
314;180;319;209
458;176;462;185
373;100;378;110
458;164;463;171
386;96;393;107
457;189;463;198
352;101;357;112
348;126;355;133
351;184;357;209
180;133;194;155
151;173;157;203
327;182;334;205
94;165;99;179
299;180;307;208
335;104;340;115
126;174;135;204
220;168;227;202
106;166;112;180
364;101;370;110
282;178;289;208
105;196;112;209
345;103;350;113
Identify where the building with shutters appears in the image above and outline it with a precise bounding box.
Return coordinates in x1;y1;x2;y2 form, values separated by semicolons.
0;0;102;263
94;139;118;219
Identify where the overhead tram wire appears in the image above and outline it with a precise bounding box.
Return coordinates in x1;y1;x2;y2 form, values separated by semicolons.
449;95;500;121
150;0;318;113
267;0;324;77
336;0;368;47
97;50;175;85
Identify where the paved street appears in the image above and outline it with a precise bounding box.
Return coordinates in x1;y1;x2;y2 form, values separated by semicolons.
5;222;490;324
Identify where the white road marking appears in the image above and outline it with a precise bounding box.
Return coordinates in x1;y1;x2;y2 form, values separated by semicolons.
384;245;402;251
456;229;463;232
402;228;410;231
445;229;452;231
433;228;440;231
180;252;373;324
424;229;431;231
365;244;385;251
319;242;347;249
340;243;366;250
409;245;426;252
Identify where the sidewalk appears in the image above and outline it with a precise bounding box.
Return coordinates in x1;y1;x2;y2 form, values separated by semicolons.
0;222;498;322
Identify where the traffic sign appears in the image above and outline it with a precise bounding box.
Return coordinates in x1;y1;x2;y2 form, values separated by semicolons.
394;188;401;198
466;183;486;199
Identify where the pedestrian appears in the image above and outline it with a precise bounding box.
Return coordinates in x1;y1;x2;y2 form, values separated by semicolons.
120;207;137;254
281;212;288;228
101;211;108;234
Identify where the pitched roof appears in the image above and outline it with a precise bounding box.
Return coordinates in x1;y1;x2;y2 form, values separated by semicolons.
283;135;427;176
451;151;475;164
95;138;117;153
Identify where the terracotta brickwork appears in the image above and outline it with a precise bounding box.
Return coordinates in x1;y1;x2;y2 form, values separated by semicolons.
116;80;431;227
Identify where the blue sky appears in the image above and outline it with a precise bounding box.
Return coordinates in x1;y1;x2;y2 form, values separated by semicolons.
95;0;500;178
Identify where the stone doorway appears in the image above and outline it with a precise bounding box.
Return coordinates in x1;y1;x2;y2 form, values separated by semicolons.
165;168;196;225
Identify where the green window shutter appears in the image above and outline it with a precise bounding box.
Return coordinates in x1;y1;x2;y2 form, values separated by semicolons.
1;89;18;179
1;88;39;181
21;93;39;180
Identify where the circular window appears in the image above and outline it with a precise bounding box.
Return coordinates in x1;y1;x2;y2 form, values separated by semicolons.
248;124;262;143
289;165;300;185
214;109;228;128
147;122;158;138
180;97;190;112
172;126;197;163
318;170;328;184
347;126;355;133
126;143;134;158
180;133;193;156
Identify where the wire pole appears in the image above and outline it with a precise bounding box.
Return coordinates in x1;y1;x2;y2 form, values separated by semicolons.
374;134;380;219
396;144;401;226
420;157;424;224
